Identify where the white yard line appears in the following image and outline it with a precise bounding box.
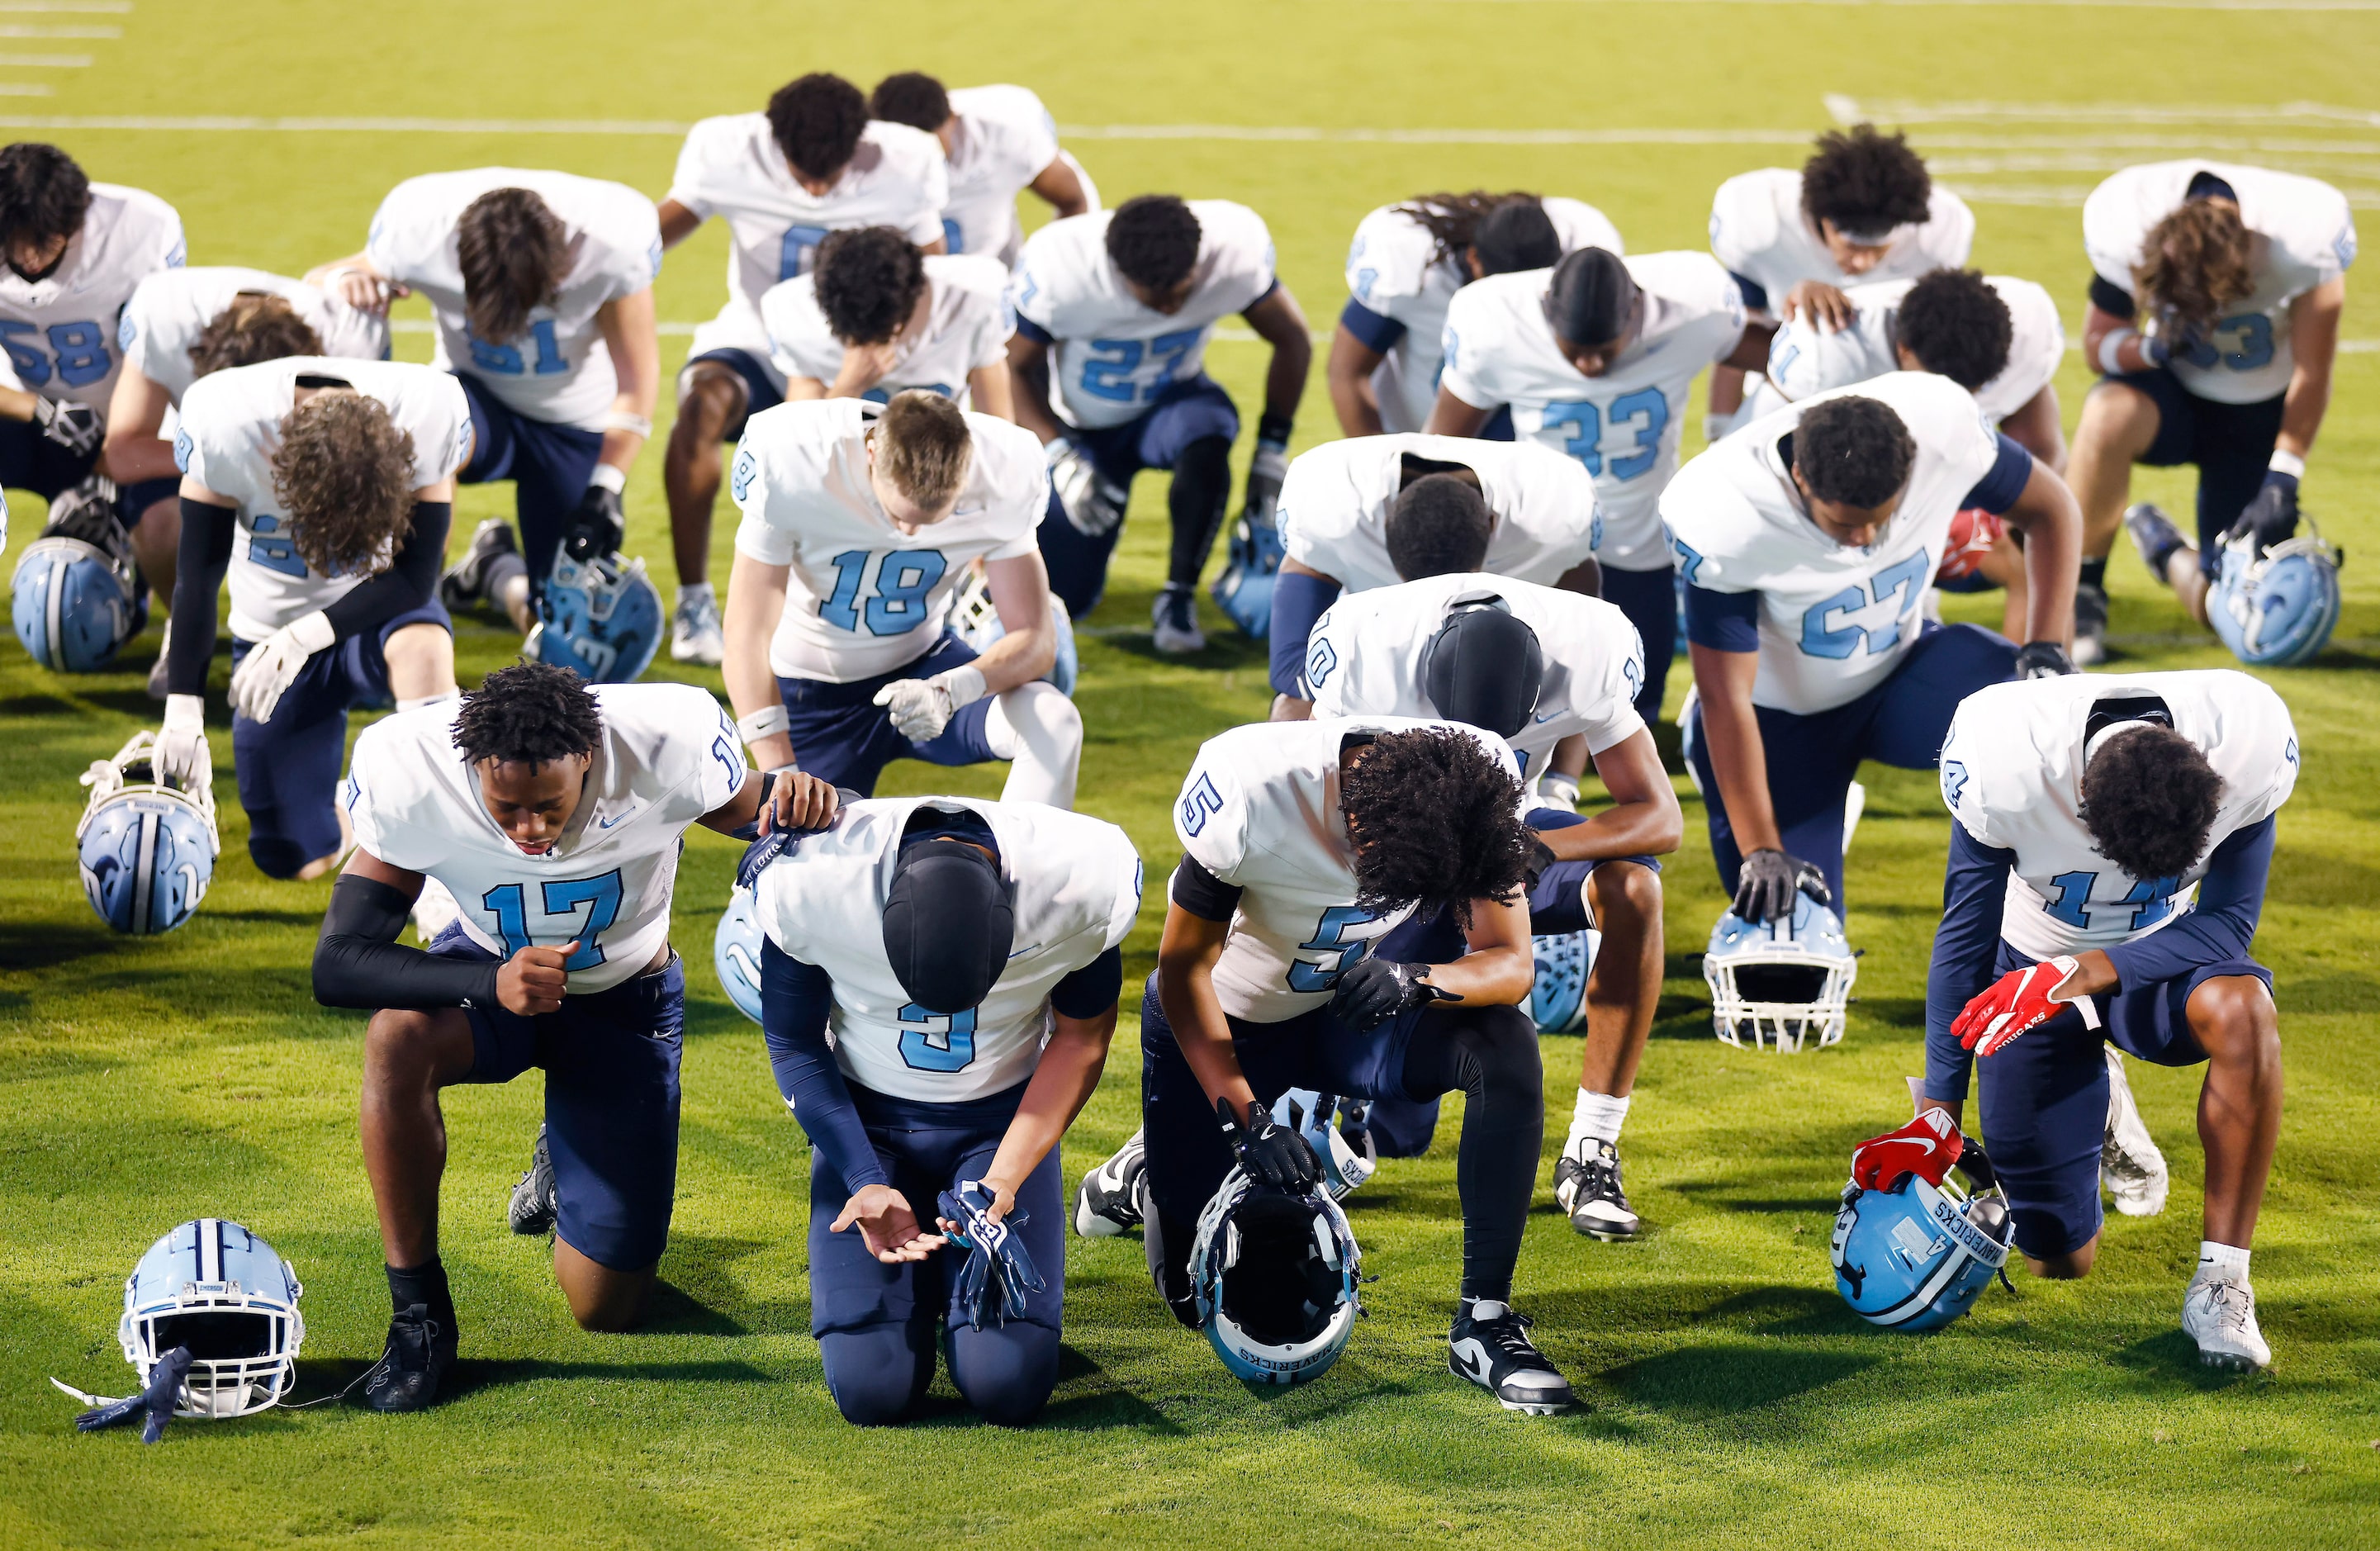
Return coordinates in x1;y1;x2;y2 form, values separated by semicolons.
0;23;117;36
0;50;87;64
0;2;130;12
1832;95;2380;127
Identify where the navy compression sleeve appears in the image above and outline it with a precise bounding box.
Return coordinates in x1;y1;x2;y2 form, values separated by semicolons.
759;941;888;1194
1268;568;1344;696
320;501;452;641
1338;297;1408;353
312;873;501;1009
1924;824;2018;1102
165;496;236;697
2104;816;2276;989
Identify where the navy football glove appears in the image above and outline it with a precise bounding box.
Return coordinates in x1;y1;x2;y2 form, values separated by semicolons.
2228;472;2300;553
937;1179;1045;1330
75;1345;192;1444
1331;956;1448;1032
1218;1095;1324;1193
562;482;626;563
2013;641;2078;679
1733;847;1830;924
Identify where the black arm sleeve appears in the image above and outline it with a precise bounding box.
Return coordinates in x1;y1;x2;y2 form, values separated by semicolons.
320;501;452;643
2088;275;2136;321
166;496;236;697
1169;853;1245;923
312;872;501;1010
1050;944;1124;1019
759;942;889;1194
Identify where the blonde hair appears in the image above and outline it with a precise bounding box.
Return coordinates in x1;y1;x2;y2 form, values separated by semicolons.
872;391;972;509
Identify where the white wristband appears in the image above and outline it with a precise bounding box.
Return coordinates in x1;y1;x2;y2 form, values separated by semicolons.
940;664;988;709
2269;449;2306;481
601;410;654;439
737;704;789;747
586;462;628;495
2096;328;2138;377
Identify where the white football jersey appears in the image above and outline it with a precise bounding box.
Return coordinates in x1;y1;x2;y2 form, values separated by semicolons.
731;397;1046;681
1758;273;2065;426
1277;434;1599;593
366;168;661;431
2084;161;2356;405
345;684;747;994
174;358;472;642
752;796;1143;1103
671;116;949;377
1009;201;1277;429
1304;574;1648;777
1344;197;1624;434
1708;168;1975;314
1174;716;1523;1023
1439;253;1747;569
1660;372;2003;714
1939;671;2297;960
761;254;1012;407
0;183;183;412
120;266;389;406
941;85;1063;266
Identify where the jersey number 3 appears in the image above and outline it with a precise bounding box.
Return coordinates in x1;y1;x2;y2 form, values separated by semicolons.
898;1003;977;1072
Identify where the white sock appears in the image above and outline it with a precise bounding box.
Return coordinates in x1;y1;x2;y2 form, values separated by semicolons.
2197;1240;2250;1278
396;690;459;713
678;581;714;606
1566;1089;1630;1156
987;682;1082;809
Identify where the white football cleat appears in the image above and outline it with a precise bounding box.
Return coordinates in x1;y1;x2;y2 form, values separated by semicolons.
1553;1138;1639;1240
671;589;725;666
2101;1046;2169;1217
2183;1268;2270;1371
1074;1129;1148;1237
1448;1301;1574;1414
1151;584;1205;655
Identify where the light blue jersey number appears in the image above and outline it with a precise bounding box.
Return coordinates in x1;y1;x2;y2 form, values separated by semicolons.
1799;552;1932;660
1286;904;1378;993
481;870;625;972
1539;388;1670;480
0;319;112;388
898;1003;978;1072
818;548;949;636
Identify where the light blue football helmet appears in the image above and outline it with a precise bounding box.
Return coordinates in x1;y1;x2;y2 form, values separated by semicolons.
1189;1167;1363;1386
714;885;766;1025
1704;894;1856;1051
948;563;1079;696
1209;507;1284;639
528;548;664;684
119;1218;306;1417
1268;1089;1377;1201
2207;523;2342;667
12;495;147;672
77;731;220;936
1529;929;1602;1034
1830;1168;2013;1332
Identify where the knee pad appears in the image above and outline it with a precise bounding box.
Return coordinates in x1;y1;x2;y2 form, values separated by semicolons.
821;1329;931;1426
246;834;311;881
950;1323;1060;1428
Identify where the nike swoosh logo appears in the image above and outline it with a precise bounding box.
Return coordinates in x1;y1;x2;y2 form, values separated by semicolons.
1533;710;1561;724
599;809;633;828
1453;1345;1487;1379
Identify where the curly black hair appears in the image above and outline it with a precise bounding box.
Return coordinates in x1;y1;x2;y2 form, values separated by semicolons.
1105;194;1202;293
813;226;927;345
768;73;870;181
0;142;91;254
869;71;952;133
1801;124;1932;236
1895;268;2013;391
1794;396;1915;508
452;661;604;767
1340;728;1530;928
2080;724;2226;881
1386;472;1492;580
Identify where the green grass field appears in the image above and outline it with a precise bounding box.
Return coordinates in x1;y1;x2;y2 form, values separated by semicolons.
4;2;2379;1544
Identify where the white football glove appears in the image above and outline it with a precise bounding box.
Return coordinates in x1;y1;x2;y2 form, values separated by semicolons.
229;609;334;724
156;694;211;791
1534;771;1581;813
872;664;986;744
32;396;104;458
1046;439;1126;538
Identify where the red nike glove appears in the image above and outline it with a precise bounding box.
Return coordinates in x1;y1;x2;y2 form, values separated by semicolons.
1850;1108;1965;1193
1953;956;2103;1056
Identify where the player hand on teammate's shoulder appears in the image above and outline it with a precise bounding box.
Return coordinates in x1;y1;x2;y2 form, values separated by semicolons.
1783;279;1856;331
762;770;842;835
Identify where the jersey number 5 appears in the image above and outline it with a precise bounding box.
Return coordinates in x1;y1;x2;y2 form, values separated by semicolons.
1287;904;1377;993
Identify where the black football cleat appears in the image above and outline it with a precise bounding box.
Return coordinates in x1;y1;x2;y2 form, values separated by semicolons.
363;1302;457;1413
1553;1138;1641;1240
1448;1301;1574;1415
507;1123;557;1236
1074;1129;1148;1237
439;518;518;614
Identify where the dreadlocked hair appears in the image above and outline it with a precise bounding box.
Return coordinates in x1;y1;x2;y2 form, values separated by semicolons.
1339;728;1531;930
1391;191;1541;268
2080;724;2226;882
452;661;604;767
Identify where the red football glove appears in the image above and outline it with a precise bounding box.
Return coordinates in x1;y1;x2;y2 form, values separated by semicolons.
1953;956;2102;1056
1851;1108;1965;1193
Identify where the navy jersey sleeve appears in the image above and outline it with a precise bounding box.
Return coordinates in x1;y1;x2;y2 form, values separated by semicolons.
1050;944;1124;1019
2088;274;2137;322
1337;296;1408;353
1958;434;2034;516
2104;816;2275;989
1925;824;2017;1102
760;942;889;1194
1728;270;1770;315
1012;313;1054;345
1683;582;1761;652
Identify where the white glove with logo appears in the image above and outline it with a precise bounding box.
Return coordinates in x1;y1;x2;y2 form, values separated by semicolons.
229;609;335;724
32;396;104;458
873;664;987;744
156;694;211;791
1046;439;1126;538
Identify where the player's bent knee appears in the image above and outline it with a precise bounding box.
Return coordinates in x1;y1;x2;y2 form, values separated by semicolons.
671;367;747;443
1456;1005;1543;1098
2024;1238;2098;1280
821;1328;931;1426
2186;975;2279;1061
951;1324;1060;1428
1594;859;1663;932
2076;380;2160;447
248;835;311;880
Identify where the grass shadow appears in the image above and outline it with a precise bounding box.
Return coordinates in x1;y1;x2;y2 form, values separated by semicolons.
1598;1343;1879;1417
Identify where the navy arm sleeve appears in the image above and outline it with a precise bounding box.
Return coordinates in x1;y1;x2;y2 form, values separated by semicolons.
1170;854;1245;923
165;496;236;697
1925;824;2018;1102
1337;297;1407;353
2088;275;2137;322
2104;816;2276;989
1050;944;1123;1019
320;501;451;642
1012;314;1054;345
759;941;889;1194
1268;568;1343;696
1727;271;1770;315
312;873;502;1010
1958;434;2034;516
1683;582;1760;652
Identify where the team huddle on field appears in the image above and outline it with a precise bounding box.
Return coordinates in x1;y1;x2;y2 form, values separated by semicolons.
14;67;2348;1435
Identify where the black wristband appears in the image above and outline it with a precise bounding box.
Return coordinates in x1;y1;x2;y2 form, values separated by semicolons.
1256;412;1295;448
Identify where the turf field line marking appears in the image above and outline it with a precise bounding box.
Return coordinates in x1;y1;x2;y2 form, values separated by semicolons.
1833;95;2380;126
0;2;129;10
0;23;118;35
1950;182;2380;206
0;50;87;64
1058;123;1819;145
0;83;54;95
1459;0;2380;9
